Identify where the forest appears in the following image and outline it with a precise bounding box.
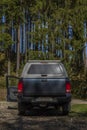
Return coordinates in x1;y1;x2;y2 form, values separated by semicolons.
0;0;87;99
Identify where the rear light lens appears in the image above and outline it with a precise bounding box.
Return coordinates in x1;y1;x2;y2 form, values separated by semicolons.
18;81;23;93
66;82;71;93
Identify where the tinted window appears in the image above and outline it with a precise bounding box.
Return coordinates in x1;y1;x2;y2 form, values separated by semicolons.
28;64;64;74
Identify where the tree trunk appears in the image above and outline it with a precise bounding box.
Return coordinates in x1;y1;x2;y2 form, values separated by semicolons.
16;26;20;76
7;49;11;75
83;45;87;69
8;58;10;75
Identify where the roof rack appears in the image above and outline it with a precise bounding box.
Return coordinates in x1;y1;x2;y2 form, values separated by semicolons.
28;60;61;63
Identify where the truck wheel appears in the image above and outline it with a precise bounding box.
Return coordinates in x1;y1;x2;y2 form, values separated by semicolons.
62;103;71;115
18;102;25;115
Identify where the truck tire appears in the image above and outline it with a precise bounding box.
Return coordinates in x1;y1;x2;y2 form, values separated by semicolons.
62;103;71;115
18;102;25;115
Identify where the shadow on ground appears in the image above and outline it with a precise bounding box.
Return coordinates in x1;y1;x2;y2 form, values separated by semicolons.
0;108;87;130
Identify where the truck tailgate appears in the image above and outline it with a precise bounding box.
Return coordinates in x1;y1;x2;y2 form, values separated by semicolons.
23;78;66;96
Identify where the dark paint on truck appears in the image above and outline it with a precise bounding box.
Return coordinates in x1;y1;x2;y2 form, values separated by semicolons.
6;60;71;115
18;61;71;115
21;78;67;96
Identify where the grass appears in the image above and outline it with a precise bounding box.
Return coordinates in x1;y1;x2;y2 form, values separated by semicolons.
71;104;87;117
72;104;87;112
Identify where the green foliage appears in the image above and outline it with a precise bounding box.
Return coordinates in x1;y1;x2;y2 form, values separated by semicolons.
0;0;87;99
2;0;25;27
0;53;7;75
0;33;13;49
0;76;6;88
27;50;56;60
71;80;87;99
29;0;86;62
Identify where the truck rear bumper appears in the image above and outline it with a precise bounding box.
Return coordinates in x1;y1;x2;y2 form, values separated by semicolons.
18;93;72;105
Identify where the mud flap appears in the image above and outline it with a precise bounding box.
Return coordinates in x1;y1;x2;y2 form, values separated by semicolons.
6;75;19;102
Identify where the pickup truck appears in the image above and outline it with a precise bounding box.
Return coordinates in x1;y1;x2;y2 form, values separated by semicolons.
6;60;71;115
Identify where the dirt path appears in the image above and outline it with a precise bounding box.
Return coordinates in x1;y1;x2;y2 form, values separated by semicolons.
71;99;87;104
0;100;87;130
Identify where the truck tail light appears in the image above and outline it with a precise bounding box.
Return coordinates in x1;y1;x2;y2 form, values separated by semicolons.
18;81;23;93
66;82;71;93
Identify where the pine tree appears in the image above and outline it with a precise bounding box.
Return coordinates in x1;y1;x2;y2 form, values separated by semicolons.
2;0;34;75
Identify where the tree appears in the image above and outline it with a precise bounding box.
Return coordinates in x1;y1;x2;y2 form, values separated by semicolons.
0;0;87;77
29;0;87;76
1;0;29;75
0;0;14;75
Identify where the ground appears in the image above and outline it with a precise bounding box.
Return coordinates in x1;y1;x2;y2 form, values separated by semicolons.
0;100;87;130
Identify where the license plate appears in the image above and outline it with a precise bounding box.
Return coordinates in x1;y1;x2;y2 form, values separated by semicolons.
36;97;53;102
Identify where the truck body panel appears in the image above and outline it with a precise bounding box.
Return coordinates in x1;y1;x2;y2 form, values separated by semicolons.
22;78;67;96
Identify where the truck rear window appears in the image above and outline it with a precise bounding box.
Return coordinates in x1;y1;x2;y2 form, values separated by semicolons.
28;64;64;74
